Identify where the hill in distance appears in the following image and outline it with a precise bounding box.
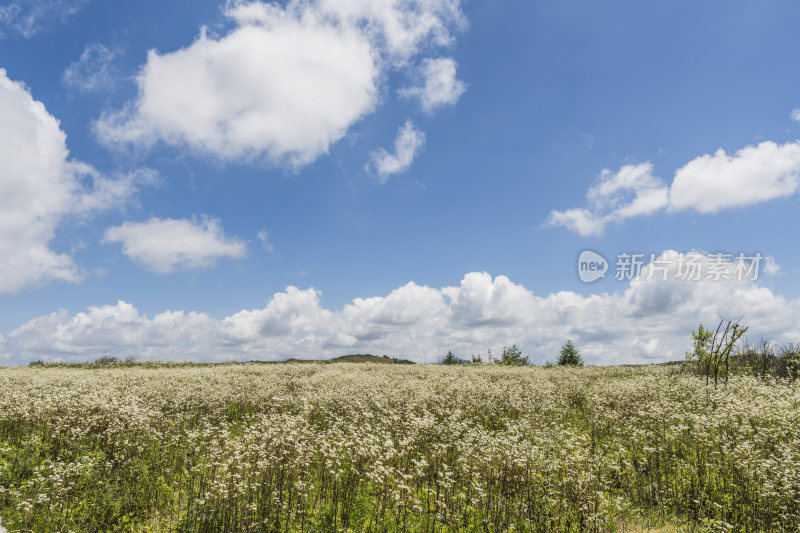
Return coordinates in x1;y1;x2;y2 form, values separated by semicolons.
285;354;416;365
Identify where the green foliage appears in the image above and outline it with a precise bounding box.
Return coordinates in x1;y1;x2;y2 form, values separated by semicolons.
787;348;800;381
441;350;465;365
686;319;747;387
687;323;713;367
557;339;584;366
498;344;529;366
382;354;416;365
731;340;800;380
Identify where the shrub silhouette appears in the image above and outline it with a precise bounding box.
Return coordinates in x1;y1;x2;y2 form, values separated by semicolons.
441;351;466;365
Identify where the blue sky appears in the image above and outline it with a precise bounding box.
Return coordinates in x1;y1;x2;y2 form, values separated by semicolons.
1;0;800;364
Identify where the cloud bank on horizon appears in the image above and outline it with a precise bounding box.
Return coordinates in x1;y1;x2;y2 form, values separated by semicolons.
1;252;797;365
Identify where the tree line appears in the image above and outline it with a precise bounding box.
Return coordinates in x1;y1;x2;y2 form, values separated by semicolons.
440;340;584;366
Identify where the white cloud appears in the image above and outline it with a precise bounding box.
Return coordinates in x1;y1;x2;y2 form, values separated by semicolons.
444;272;534;327
96;0;464;168
669;141;800;213
0;69;152;294
71;167;158;214
3;252;798;365
103;216;247;274
547;163;669;236
62;43;121;94
763;255;781;276
791;108;800;122
368;120;425;181
0;0;88;39
257;229;274;252
310;0;465;61
400;57;465;112
549;140;800;235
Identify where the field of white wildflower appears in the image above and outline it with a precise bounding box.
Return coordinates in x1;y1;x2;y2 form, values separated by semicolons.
1;363;799;532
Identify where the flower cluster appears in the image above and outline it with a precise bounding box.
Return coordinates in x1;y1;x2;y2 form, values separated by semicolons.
0;364;798;531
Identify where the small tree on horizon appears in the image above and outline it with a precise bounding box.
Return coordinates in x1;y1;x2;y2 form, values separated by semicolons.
499;345;529;366
558;340;584;366
441;351;465;365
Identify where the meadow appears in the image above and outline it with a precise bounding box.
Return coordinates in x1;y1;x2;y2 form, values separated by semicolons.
0;363;799;532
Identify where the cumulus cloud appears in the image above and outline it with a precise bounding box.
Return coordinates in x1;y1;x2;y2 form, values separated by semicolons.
0;0;88;39
400;57;465;112
549;140;800;235
0;69;153;294
2;252;797;365
547;163;669;236
368;120;425;181
62;43;121;94
95;0;464;168
444;272;534;327
792;108;800;122
103;216;247;274
669;141;800;213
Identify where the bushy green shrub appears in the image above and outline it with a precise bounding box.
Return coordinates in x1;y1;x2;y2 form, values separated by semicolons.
499;345;529;366
686;320;747;387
